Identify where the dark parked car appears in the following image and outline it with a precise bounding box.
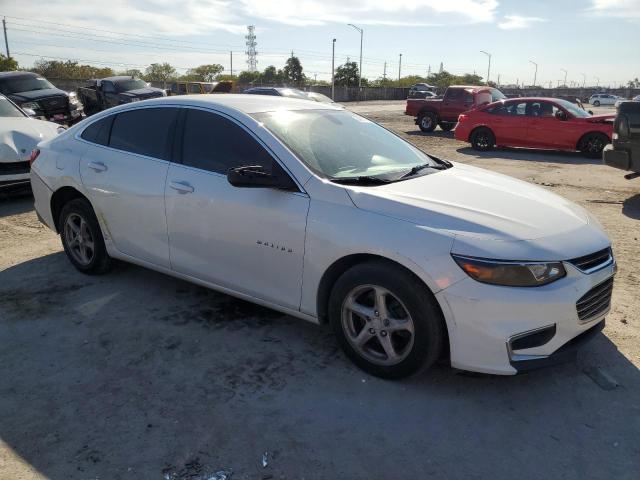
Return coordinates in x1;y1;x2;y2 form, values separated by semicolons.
0;71;83;125
603;101;640;178
77;76;166;115
407;83;437;99
243;87;309;99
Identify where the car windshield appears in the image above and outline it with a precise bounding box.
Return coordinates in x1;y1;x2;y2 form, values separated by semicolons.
0;75;55;94
556;99;591;118
306;92;333;103
114;79;148;93
278;89;308;99
0;96;26;117
253;109;438;180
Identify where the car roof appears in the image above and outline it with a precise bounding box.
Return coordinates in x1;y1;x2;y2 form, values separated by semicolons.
115;94;342;114
0;71;38;78
101;76;142;82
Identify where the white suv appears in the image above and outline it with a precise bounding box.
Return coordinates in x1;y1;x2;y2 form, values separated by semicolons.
30;95;615;378
589;93;619;106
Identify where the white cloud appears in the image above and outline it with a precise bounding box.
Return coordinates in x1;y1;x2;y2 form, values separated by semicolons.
589;0;640;19
497;15;545;30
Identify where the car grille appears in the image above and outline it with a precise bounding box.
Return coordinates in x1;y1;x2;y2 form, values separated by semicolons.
0;161;30;175
576;277;614;322
568;248;613;273
38;95;69;115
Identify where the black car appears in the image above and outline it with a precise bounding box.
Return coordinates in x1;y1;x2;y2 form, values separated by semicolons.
603;101;640;179
243;87;309;99
77;76;166;115
0;71;83;125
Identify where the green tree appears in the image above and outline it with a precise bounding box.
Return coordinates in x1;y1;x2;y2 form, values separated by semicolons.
144;63;177;83
457;73;484;85
283;56;305;86
120;69;144;78
237;70;261;84
185;64;224;82
32;59;114;79
628;78;640;88
334;61;359;86
261;65;284;85
0;54;18;71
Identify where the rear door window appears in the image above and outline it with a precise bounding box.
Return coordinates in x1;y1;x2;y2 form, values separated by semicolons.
81;115;114;146
109;108;178;160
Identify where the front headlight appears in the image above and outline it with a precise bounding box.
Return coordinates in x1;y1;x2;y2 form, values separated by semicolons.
68;92;79;105
451;254;566;287
22;101;40;110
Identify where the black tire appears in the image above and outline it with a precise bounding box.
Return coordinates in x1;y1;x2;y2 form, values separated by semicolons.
329;260;445;379
593;100;600;107
417;111;438;132
580;132;609;159
470;127;495;151
59;198;112;275
439;122;455;132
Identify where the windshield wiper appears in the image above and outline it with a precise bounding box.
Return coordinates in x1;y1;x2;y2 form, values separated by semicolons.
399;163;445;179
331;176;392;185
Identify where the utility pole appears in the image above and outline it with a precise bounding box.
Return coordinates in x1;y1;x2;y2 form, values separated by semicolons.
497;74;500;87
561;68;567;87
427;64;431;77
331;38;336;100
529;60;538;87
398;53;402;82
480;50;491;84
347;24;363;88
383;61;387;81
2;17;9;58
581;73;586;88
230;51;233;77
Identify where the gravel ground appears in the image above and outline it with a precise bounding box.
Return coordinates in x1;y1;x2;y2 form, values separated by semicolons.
0;102;638;480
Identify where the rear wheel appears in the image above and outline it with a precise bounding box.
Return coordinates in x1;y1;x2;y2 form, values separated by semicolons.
593;100;601;107
60;198;112;275
439;122;455;132
329;260;445;379
418;111;438;132
470;127;495;151
580;132;609;159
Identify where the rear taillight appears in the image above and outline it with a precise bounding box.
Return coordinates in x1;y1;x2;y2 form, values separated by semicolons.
29;149;40;166
458;114;468;122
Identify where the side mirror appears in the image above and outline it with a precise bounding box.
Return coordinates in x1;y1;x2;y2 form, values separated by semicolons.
555;110;568;121
588;110;594;115
23;108;36;117
227;164;297;191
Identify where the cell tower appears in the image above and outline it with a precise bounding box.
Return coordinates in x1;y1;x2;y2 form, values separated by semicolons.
245;25;258;72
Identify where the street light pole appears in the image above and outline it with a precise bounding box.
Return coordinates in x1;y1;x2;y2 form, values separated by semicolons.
529;60;538;87
561;69;568;87
347;24;363;88
331;38;336;100
581;72;586;88
398;53;402;81
480;50;491;84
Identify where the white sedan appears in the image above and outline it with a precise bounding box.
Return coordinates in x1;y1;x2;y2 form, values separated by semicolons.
0;94;60;191
30;95;615;378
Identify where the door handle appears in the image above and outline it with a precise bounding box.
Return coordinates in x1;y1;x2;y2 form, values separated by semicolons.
87;161;107;172
169;180;194;194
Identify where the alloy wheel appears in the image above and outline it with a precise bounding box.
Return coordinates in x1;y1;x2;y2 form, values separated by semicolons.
64;213;95;266
341;284;415;366
421;116;433;130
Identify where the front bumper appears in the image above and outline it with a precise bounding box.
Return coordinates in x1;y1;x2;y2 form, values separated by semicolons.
436;258;615;375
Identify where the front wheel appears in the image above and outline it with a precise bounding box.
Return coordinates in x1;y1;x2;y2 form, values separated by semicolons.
470;127;495;151
580;133;609;159
60;198;112;275
418;112;438;132
329;260;445;379
593;100;600;107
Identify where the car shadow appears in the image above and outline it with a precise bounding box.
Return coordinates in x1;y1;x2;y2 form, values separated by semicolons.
0;253;638;479
0;193;34;218
622;193;640;220
405;130;455;139
456;146;602;165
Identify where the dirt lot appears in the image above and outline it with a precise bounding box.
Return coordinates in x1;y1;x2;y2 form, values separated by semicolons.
1;102;638;479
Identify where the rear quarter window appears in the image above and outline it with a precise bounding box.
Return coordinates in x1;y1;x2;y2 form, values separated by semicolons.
80;116;114;146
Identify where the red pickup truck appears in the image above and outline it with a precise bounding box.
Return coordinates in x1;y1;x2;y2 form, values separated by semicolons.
405;85;506;132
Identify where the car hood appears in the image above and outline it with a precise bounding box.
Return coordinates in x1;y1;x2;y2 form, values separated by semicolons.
346;162;592;242
119;87;164;98
582;113;615;123
8;88;68;102
0;117;59;162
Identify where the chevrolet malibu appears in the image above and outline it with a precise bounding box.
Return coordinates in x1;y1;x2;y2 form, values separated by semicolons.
30;95;616;378
455;97;613;158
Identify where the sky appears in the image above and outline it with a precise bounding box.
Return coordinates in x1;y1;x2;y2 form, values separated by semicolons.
1;0;639;87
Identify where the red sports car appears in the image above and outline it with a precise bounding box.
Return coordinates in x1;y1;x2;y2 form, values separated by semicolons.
454;97;614;158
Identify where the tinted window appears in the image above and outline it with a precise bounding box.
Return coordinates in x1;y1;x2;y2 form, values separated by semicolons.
182;109;274;174
102;81;115;93
81;115;114;146
188;83;201;93
109;108;177;159
178;83;187;94
529;101;558;117
445;89;462;100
